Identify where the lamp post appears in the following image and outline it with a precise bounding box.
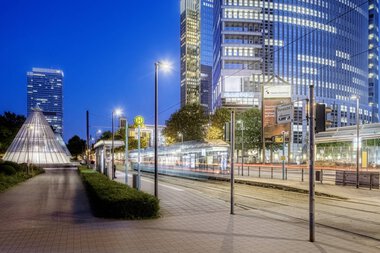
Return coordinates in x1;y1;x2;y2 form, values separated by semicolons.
351;96;360;188
154;60;172;197
112;109;122;180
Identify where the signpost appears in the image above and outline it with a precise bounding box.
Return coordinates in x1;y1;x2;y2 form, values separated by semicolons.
134;115;145;190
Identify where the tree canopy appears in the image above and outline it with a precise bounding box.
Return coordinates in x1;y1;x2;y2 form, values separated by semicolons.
163;103;208;144
0;112;26;153
67;135;86;158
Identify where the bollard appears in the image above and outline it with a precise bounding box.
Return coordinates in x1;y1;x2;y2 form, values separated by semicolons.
302;168;304;182
259;167;261;178
343;171;346;186
285;167;288;180
321;170;323;184
248;166;250;176
370;174;373;190
271;167;273;179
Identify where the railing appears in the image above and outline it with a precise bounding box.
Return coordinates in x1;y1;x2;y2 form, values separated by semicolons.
127;161;380;189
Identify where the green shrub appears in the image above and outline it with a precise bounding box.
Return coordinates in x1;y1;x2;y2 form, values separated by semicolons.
79;168;159;219
0;165;16;175
1;161;25;172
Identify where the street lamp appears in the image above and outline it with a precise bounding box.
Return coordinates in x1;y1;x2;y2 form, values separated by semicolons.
112;108;122;180
154;60;172;197
351;95;360;188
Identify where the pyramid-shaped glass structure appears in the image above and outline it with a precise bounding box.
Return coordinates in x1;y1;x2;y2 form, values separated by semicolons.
3;108;71;165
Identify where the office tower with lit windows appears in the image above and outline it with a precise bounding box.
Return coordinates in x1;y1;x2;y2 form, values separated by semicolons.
27;68;64;136
213;0;379;162
181;0;214;112
180;0;201;107
368;0;379;122
200;0;214;113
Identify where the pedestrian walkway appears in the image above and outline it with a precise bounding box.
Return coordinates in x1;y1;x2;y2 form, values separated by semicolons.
0;168;379;252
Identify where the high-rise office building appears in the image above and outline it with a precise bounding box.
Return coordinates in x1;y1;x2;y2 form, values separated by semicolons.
200;0;214;113
213;0;379;162
368;0;379;122
27;68;64;135
180;0;214;112
180;0;201;107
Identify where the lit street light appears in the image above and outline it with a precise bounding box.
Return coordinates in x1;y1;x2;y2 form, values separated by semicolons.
154;60;172;197
112;108;122;180
351;95;360;188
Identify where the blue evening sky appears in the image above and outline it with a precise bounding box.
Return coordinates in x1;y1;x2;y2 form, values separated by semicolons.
0;0;180;141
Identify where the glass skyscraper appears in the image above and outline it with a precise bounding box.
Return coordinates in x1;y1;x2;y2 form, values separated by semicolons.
200;0;214;112
27;68;64;136
180;0;214;112
213;0;379;162
180;0;201;107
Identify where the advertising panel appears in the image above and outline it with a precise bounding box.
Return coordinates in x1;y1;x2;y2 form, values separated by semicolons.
263;85;292;142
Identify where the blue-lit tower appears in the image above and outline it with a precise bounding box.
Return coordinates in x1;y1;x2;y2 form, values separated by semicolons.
27;68;64;136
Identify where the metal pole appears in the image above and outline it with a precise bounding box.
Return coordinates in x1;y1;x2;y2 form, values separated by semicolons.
230;110;235;215
241;122;244;176
282;131;285;180
86;110;90;166
111;111;115;180
356;98;360;189
261;84;266;164
138;125;141;190
125;119;128;184
27;126;30;175
309;85;315;242
154;62;159;197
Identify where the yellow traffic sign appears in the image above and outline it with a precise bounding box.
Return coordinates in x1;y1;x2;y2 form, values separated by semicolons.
134;115;145;127
274;136;284;143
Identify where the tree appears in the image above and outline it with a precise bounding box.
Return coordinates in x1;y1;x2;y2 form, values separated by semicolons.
206;107;230;140
99;131;112;140
236;108;262;150
114;127;149;151
67;135;86;159
0;112;26;153
163;103;208;143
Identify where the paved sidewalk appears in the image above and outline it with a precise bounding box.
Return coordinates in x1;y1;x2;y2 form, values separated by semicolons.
0;168;379;252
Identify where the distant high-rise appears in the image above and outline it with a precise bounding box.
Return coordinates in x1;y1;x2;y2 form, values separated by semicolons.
200;0;214;113
180;0;201;107
180;0;214;112
27;68;64;136
368;0;379;122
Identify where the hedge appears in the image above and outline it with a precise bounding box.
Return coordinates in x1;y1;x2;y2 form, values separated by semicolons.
78;167;160;219
0;161;44;193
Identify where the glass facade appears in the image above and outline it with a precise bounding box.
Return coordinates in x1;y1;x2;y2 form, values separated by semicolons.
368;0;379;122
180;0;201;107
213;0;379;162
27;68;64;136
200;0;214;66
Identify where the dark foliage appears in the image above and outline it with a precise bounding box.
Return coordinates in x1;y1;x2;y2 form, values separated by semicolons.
0;112;26;153
67;135;86;158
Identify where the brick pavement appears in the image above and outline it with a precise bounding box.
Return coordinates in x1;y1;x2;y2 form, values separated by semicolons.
0;168;378;252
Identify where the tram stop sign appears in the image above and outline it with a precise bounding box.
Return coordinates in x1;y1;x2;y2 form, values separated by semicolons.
134;115;144;127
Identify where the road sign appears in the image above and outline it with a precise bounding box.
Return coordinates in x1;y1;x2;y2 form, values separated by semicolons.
273;136;284;143
280;156;286;161
134;115;145;127
277;104;293;124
